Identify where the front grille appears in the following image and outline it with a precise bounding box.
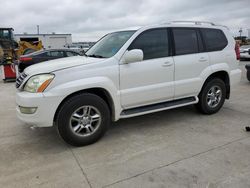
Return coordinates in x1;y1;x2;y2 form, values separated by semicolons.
16;72;27;88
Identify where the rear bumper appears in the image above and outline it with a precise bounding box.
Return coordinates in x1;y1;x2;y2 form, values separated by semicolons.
230;69;242;86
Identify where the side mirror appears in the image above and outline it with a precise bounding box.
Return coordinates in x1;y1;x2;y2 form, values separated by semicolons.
124;49;143;64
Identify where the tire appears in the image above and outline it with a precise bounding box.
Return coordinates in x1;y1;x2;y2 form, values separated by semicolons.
246;67;250;82
247;71;250;82
56;93;110;146
196;78;226;114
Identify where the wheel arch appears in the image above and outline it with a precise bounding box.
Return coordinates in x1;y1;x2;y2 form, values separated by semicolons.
201;71;230;99
53;87;116;123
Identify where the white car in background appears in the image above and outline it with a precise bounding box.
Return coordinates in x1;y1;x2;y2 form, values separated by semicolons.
240;45;250;60
16;21;241;146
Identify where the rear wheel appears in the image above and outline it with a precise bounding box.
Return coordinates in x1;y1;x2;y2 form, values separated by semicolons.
196;78;226;114
56;93;110;146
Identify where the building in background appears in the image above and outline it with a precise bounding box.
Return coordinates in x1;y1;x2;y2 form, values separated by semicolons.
14;33;72;49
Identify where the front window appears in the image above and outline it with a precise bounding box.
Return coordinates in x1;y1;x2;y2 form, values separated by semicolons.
85;31;136;58
0;29;10;39
128;29;169;60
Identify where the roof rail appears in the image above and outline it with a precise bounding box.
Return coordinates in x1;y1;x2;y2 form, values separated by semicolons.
163;21;229;29
171;21;216;26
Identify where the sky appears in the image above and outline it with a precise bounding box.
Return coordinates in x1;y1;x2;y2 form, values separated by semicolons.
0;0;249;42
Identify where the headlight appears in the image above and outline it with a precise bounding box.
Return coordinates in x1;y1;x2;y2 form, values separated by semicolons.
24;74;54;93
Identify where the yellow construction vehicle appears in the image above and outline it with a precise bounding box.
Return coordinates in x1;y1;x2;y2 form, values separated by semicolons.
0;28;18;80
17;40;43;57
0;28;43;81
0;28;17;59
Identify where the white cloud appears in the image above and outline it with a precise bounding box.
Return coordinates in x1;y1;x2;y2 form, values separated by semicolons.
0;0;249;41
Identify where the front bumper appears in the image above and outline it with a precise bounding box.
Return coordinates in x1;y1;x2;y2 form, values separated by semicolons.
16;91;64;127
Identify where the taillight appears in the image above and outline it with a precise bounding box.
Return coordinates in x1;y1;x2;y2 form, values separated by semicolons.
235;42;240;60
19;57;32;62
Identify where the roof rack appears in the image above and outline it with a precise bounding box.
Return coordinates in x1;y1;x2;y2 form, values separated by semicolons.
162;21;229;29
171;21;216;26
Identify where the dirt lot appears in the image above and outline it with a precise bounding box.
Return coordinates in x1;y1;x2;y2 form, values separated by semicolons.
0;61;249;188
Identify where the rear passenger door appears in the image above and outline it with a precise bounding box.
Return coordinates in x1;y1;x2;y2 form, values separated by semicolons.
172;28;210;99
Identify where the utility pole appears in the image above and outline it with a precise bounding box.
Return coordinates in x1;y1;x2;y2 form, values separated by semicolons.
239;28;242;40
37;25;40;34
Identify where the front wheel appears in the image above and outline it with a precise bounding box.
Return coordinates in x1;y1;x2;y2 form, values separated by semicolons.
196;78;226;114
56;93;110;146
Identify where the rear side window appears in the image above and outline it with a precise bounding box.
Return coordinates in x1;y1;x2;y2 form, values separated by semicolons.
128;29;169;60
201;28;228;51
66;51;78;57
173;28;199;55
36;52;47;57
48;51;64;57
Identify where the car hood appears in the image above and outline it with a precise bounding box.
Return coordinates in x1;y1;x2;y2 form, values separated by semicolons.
24;56;103;75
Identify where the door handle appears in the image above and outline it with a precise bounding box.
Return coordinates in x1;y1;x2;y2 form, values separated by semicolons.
162;62;173;67
199;57;208;62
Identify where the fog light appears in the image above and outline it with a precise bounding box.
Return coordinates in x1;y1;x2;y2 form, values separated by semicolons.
19;106;37;114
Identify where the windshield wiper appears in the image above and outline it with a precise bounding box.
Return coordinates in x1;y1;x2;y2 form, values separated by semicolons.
86;54;106;58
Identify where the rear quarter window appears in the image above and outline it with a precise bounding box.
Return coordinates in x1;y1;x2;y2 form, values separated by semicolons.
201;28;228;52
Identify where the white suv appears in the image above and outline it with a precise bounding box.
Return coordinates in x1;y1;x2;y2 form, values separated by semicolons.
16;21;242;146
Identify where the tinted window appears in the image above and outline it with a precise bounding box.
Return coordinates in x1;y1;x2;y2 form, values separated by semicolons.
35;52;47;57
0;30;10;39
48;51;64;57
128;29;169;60
66;51;77;57
173;28;199;55
201;28;227;51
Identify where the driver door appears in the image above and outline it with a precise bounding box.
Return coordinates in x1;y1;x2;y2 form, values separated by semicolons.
119;28;174;109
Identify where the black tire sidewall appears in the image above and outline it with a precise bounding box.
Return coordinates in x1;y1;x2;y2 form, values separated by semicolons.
56;93;110;146
247;70;250;82
198;79;226;114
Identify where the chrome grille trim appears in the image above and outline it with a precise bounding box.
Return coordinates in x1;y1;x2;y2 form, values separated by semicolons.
16;73;27;88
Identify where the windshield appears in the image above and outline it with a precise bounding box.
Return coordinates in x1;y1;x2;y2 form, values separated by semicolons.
85;31;136;58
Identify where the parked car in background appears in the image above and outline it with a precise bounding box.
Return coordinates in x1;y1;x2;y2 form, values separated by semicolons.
240;45;250;60
18;49;81;73
16;21;241;146
246;64;250;81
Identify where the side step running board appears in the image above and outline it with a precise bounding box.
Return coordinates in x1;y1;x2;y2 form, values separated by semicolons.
120;96;198;118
